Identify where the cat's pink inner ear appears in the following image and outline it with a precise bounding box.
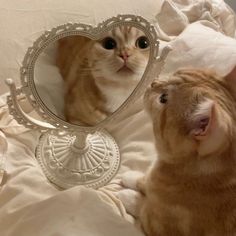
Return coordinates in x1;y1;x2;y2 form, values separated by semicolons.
190;99;215;140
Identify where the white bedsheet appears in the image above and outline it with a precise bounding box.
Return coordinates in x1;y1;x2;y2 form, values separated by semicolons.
0;1;236;235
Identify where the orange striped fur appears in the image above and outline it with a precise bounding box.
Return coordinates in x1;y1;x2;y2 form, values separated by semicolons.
139;67;236;236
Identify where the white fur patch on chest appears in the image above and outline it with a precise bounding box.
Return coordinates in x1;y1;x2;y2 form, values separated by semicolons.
97;82;136;112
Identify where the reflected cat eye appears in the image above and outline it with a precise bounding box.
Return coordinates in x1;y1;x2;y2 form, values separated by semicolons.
136;36;149;49
102;37;117;50
159;93;168;103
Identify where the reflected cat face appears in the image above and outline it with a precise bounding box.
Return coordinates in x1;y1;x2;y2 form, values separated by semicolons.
89;26;150;85
56;27;151;121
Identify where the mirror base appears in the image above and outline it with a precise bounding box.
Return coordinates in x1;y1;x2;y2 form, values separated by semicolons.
36;129;120;189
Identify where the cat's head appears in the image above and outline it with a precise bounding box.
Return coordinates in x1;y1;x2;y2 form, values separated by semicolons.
144;67;236;163
89;26;150;86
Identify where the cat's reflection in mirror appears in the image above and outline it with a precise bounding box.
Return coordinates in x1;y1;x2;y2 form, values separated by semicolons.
56;26;150;126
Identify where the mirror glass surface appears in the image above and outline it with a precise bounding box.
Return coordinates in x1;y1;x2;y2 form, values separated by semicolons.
34;26;150;126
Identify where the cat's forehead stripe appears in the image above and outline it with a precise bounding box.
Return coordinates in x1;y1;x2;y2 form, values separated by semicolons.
108;26;144;44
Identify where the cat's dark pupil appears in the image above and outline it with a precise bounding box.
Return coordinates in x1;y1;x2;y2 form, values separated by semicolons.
102;37;117;50
159;93;168;104
136;36;149;49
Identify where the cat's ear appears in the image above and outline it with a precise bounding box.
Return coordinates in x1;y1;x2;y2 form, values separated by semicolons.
189;99;215;141
190;99;229;156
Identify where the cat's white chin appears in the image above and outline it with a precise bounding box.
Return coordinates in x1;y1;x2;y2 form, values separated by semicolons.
116;70;144;83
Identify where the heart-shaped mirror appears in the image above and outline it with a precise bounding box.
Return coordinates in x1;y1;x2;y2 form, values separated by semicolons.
6;15;170;189
35;26;151;126
20;15;164;131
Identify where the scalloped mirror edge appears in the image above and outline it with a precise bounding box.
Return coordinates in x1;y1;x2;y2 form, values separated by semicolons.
20;14;166;132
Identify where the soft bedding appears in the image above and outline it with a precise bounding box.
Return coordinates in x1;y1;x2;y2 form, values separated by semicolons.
0;1;236;235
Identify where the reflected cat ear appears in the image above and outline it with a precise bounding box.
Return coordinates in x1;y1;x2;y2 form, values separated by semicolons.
190;99;215;141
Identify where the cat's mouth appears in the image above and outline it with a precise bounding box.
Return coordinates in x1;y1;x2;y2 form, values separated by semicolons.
117;65;133;74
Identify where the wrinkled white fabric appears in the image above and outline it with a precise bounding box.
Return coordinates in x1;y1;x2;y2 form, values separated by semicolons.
0;1;236;236
0;132;7;185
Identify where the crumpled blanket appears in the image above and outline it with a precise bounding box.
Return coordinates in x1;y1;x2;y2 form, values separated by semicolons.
0;0;236;235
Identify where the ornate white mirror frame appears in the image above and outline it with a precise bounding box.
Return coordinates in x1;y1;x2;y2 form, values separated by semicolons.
5;14;171;189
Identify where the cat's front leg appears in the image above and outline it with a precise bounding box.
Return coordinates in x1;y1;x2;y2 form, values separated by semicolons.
116;189;143;217
121;170;146;194
116;171;146;217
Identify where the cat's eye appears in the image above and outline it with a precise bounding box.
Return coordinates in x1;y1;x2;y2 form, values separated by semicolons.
159;93;168;104
136;36;149;49
102;37;117;50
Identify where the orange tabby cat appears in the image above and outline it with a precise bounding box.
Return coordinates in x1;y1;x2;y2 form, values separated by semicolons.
120;67;236;236
56;26;150;125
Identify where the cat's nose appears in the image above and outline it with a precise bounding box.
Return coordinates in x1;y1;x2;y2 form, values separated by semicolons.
119;52;129;61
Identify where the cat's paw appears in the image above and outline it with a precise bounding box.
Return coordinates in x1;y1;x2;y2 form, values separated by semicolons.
121;171;144;190
116;189;143;217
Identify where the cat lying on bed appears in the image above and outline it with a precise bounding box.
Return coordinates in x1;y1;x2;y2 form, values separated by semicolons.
118;67;236;236
56;26;150;125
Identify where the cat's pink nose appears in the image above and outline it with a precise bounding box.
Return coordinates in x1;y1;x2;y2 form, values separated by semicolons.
119;53;129;61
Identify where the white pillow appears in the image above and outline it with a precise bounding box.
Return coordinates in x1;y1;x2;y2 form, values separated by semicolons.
0;0;163;94
34;42;65;118
163;21;236;76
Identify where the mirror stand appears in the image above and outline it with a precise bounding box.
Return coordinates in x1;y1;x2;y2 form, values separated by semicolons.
5;78;120;189
36;130;120;189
